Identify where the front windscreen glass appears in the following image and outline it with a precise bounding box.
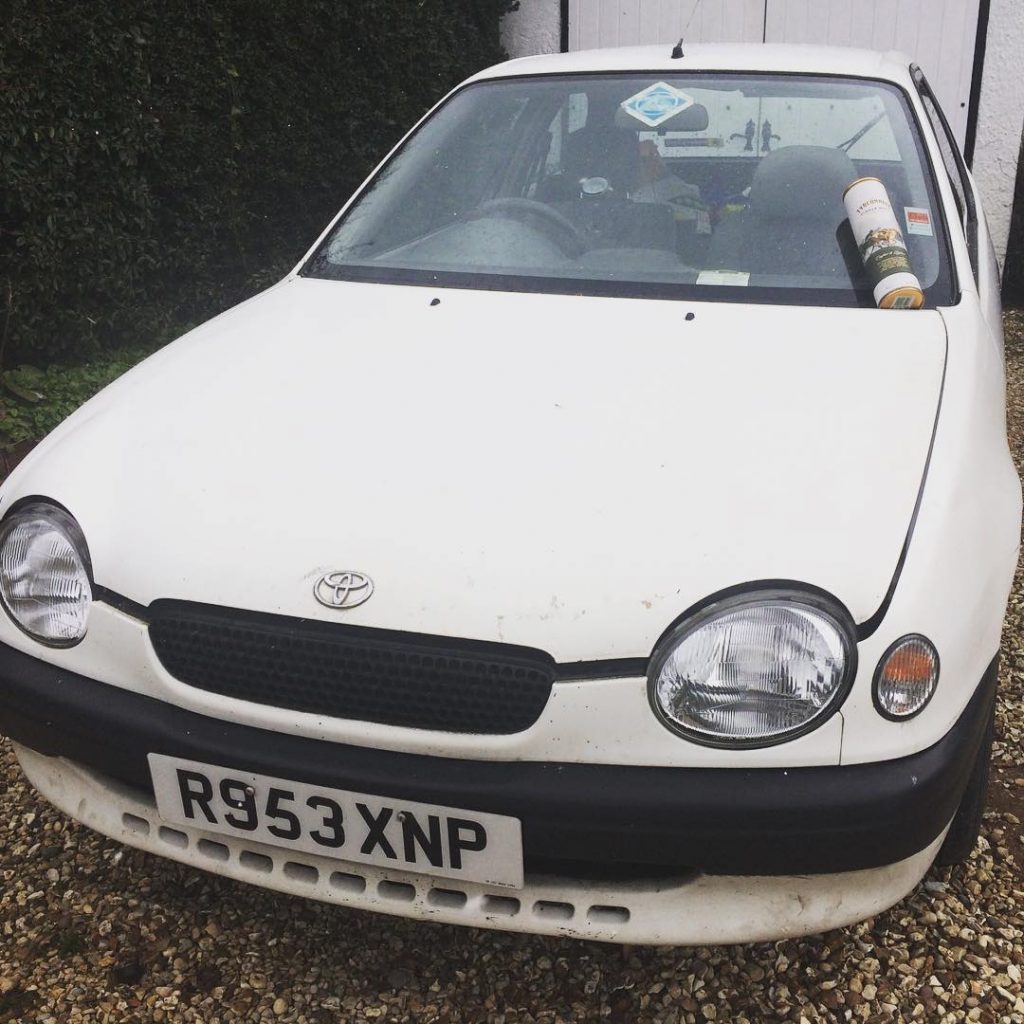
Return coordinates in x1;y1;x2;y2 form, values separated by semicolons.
304;73;953;306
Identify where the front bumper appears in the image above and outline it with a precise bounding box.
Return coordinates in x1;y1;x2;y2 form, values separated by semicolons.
0;640;996;876
13;742;948;945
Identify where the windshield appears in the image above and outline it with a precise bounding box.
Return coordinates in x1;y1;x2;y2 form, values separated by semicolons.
305;73;953;307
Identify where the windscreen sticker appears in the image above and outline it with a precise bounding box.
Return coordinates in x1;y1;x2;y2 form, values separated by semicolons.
697;270;750;286
904;207;934;236
620;82;695;127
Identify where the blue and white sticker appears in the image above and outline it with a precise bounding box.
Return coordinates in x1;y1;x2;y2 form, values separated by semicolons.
620;82;694;128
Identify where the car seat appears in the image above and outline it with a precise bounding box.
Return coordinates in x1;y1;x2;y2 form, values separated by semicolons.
539;101;676;252
707;145;859;276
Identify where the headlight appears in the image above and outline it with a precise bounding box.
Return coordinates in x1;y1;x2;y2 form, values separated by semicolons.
0;502;93;647
649;590;855;748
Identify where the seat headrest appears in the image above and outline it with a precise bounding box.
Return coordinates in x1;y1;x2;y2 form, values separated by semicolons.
749;146;858;219
614;102;709;132
562;123;642;191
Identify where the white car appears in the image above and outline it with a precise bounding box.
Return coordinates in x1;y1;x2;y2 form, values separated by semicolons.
0;44;1019;946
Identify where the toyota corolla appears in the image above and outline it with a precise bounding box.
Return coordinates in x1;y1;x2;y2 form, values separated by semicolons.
0;44;1019;945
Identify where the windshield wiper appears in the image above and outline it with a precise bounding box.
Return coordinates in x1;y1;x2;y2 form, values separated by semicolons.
837;111;887;152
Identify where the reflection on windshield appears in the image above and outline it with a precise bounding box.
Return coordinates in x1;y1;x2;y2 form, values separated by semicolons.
306;74;951;307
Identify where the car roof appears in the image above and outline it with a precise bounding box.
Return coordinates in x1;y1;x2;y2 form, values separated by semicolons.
468;43;915;88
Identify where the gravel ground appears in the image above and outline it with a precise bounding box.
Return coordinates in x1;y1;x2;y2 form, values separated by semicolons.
3;313;1024;1023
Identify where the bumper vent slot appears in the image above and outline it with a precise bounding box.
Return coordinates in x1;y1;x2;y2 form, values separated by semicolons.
147;600;555;734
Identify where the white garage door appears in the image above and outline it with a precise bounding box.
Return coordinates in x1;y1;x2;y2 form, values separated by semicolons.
566;0;982;146
568;0;767;48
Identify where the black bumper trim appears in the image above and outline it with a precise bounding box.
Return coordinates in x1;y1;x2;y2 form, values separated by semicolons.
0;640;996;876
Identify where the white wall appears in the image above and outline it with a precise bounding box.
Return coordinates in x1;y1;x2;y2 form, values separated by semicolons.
972;0;1024;269
501;0;561;58
567;0;766;49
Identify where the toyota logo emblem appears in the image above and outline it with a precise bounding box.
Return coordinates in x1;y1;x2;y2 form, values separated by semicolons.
313;570;374;610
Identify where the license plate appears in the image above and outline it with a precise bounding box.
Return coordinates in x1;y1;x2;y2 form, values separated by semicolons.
148;754;524;889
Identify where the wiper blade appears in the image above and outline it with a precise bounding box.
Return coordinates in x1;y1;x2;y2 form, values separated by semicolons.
838;111;887;152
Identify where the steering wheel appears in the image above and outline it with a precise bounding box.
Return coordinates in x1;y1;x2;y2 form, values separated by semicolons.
472;198;585;257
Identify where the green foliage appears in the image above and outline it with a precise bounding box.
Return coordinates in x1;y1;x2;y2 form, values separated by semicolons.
0;0;517;364
0;349;151;445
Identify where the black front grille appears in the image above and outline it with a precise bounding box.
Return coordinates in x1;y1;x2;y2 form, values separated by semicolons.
147;601;555;734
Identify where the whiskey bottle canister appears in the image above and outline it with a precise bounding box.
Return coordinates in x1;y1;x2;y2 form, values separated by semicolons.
843;177;925;309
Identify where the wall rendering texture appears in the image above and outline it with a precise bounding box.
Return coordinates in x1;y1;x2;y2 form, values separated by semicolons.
972;0;1024;271
501;0;561;58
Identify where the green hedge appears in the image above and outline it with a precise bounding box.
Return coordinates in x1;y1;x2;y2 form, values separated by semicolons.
0;1;516;365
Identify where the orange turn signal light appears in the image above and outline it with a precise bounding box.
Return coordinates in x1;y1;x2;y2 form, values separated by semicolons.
873;635;939;720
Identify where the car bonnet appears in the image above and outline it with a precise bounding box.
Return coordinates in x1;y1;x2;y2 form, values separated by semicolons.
5;277;946;663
